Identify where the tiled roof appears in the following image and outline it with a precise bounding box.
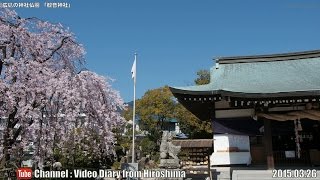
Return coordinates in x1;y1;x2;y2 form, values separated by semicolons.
171;50;320;98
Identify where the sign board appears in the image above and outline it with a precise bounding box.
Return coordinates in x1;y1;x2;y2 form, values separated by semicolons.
285;151;295;158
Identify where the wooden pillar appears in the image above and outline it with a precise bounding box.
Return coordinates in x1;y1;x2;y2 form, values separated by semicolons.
264;118;274;169
208;102;215;180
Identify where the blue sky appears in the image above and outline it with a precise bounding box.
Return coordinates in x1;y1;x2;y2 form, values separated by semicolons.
11;0;320;102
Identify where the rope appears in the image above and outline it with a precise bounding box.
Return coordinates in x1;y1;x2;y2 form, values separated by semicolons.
256;110;320;121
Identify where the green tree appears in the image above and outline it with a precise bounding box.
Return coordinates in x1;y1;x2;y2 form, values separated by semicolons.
175;104;212;138
140;138;157;157
135;85;212;140
136;86;175;132
194;69;210;85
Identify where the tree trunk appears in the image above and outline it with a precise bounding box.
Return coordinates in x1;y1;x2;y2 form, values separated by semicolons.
0;46;6;75
2;108;17;167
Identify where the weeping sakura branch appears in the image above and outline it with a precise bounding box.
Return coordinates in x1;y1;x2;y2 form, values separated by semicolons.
0;8;125;168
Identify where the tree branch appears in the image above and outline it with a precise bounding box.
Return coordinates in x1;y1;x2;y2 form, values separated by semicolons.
10;119;34;146
44;36;71;62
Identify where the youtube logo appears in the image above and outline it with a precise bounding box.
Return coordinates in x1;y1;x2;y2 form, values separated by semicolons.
16;168;32;180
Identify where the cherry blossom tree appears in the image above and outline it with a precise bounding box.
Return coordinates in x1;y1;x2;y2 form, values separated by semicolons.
0;8;125;168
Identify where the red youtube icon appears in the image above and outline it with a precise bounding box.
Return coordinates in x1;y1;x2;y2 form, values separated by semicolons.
16;168;32;180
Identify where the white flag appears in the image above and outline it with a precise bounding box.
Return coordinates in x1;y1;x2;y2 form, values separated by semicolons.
131;55;136;84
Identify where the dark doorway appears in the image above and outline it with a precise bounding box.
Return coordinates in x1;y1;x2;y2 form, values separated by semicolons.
271;120;320;166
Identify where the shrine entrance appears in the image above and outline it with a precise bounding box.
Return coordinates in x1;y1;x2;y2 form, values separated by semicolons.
271;120;320;166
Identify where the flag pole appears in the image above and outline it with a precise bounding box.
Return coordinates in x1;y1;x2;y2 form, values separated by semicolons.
132;53;137;163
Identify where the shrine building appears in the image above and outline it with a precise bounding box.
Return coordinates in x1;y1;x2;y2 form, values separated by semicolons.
170;50;320;169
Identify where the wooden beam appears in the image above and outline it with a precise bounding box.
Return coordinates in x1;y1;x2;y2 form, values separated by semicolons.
269;106;305;112
215;106;306;119
215;109;254;118
263;118;274;169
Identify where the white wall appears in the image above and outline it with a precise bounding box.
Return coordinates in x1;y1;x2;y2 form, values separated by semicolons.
214;134;250;152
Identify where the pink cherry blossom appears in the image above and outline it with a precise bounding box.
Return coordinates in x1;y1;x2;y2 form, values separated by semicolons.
0;8;125;167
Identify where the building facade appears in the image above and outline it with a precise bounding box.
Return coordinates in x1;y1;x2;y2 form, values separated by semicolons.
170;50;320;168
